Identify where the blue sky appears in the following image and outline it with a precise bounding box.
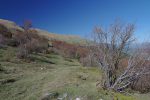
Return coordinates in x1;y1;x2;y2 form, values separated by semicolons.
0;0;150;42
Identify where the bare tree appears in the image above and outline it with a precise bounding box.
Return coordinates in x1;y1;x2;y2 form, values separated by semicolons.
22;20;32;30
92;21;150;91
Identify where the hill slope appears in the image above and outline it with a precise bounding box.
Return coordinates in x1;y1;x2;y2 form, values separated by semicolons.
0;19;86;44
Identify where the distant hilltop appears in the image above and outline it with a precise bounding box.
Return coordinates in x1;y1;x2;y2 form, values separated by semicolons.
0;19;86;44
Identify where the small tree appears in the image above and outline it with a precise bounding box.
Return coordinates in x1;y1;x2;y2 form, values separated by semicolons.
22;20;32;30
16;20;48;59
92;21;150;91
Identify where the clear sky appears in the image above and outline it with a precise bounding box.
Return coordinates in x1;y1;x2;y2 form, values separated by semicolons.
0;0;150;42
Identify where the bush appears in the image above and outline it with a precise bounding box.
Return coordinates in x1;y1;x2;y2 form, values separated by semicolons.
51;40;100;67
16;45;29;59
51;40;77;58
5;38;19;47
0;24;19;47
0;34;6;45
0;24;12;38
79;55;99;67
16;29;48;59
131;74;150;93
131;61;150;93
76;46;89;59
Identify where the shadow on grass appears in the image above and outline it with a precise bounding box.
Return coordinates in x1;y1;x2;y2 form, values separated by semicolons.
31;56;55;64
64;58;74;62
0;45;7;50
36;53;59;59
0;78;18;85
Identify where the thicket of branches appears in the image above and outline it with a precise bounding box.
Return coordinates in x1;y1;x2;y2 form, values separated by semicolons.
90;21;150;92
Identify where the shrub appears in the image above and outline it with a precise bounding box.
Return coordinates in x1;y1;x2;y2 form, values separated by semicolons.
0;24;20;47
16;29;48;59
76;46;89;58
79;54;99;67
5;38;19;47
130;61;150;93
51;40;77;58
0;24;12;38
16;45;29;59
0;34;6;45
51;40;100;67
51;40;91;59
131;74;150;93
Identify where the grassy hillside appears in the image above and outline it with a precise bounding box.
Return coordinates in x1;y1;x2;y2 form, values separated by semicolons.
0;19;86;44
0;19;149;100
33;29;87;44
0;46;149;100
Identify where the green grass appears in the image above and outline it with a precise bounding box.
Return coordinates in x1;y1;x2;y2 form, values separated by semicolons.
0;46;149;100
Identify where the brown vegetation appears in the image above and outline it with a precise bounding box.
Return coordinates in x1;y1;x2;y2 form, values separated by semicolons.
51;40;98;67
131;61;150;93
16;28;49;59
0;20;49;59
51;40;77;58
